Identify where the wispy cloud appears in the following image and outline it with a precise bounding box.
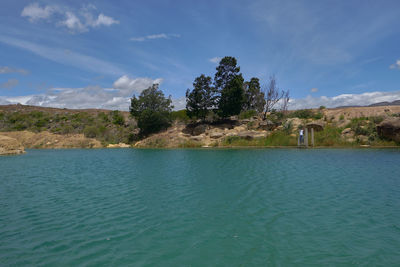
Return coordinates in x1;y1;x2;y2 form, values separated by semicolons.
209;57;222;64
130;33;180;42
0;79;19;89
248;1;398;66
0;66;29;75
310;88;318;93
21;3;119;33
389;59;400;69
0;36;124;76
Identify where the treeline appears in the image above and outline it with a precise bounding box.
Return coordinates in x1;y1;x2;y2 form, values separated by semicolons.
130;56;289;136
186;56;289;120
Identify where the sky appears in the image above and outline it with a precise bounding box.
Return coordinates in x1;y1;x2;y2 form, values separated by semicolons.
1;0;400;110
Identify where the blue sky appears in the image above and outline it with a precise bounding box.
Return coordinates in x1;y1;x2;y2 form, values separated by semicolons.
1;0;400;110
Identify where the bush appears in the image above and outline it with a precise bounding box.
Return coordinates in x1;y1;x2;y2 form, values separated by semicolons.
289;109;322;120
170;110;190;122
239;110;257;120
111;110;125;126
83;126;99;138
137;110;171;136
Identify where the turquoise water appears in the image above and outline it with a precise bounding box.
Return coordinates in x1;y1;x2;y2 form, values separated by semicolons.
1;149;400;266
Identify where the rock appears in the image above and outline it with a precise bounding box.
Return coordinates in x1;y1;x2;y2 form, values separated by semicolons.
193;124;208;136
258;120;275;130
233;125;247;132
341;128;352;135
357;135;369;143
210;132;225;139
306;121;325;131
190;136;204;142
377;118;400;142
236;131;267;140
107;143;131;148
0;135;25;155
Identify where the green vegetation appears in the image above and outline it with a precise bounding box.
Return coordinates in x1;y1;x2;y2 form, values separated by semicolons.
0;109;137;144
170;110;190;122
239;110;258;120
186;74;216;120
221;131;297;147
288;109;323;120
130;84;173;136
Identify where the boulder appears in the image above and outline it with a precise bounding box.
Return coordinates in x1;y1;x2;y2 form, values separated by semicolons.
193;124;208;136
107;143;131;148
190;135;204;142
377;118;400;142
210;132;225;139
341;128;352;135
258;120;275;130
0;135;25;155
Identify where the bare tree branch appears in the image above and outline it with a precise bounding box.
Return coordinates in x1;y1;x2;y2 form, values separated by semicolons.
281;90;290;114
263;75;284;120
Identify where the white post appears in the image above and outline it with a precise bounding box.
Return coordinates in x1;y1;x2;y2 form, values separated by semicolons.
305;128;308;147
311;128;314;147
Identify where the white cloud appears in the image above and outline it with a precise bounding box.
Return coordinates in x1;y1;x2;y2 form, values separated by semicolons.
2;89;399;111
172;97;186;110
290;91;400;109
60;11;87;32
0;79;19;89
0;36;124;76
0;66;29;75
209;57;222;64
112;75;163;96
0;76;164;110
21;3;56;22
310;88;318;93
91;14;119;27
21;3;118;33
389;59;400;69
130;33;180;42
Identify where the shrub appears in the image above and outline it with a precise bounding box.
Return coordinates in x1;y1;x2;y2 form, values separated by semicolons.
339;114;345;121
170;110;190;122
137;110;171;136
239;110;257;120
111;110;125;126
83;126;99;138
289;109;323;120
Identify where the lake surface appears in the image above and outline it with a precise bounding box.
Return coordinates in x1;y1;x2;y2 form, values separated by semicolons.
1;149;400;266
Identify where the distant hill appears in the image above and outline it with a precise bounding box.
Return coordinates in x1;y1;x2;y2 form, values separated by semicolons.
336;99;400;109
368;100;400;107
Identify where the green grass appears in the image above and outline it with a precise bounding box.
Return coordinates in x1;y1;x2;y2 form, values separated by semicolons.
221;131;297;147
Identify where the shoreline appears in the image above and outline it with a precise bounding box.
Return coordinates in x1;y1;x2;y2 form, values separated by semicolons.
20;145;400;151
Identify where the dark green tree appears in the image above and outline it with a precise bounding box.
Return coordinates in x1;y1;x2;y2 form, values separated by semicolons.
214;56;241;92
214;56;244;117
218;75;245;117
186;74;216;121
130;84;173;136
243;77;265;113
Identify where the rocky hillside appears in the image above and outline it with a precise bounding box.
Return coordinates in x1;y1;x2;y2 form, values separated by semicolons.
0;104;137;146
1;104;400;149
136;105;400;148
0;135;25;155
